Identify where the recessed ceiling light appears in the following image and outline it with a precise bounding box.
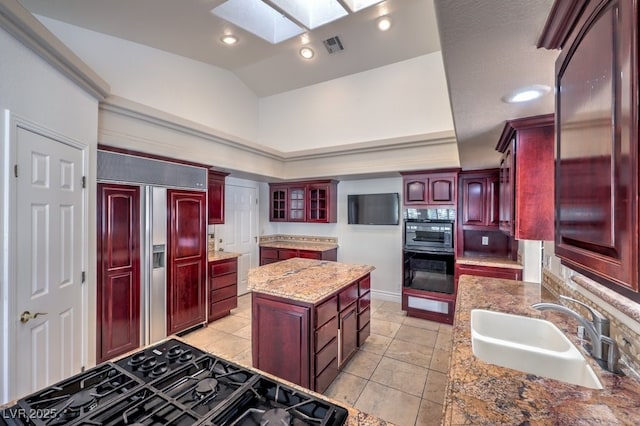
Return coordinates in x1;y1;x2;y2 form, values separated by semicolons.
502;85;551;103
377;16;391;31
300;47;314;59
221;35;238;45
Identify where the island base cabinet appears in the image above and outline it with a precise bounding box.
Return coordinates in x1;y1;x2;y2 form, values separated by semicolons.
251;272;371;393
252;296;310;389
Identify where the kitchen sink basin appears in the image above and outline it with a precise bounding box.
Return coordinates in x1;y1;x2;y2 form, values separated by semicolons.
470;309;603;389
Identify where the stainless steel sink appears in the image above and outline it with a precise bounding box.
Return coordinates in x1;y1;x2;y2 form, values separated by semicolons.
470;309;603;389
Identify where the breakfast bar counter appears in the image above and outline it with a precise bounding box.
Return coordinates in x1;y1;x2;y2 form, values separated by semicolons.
444;275;640;424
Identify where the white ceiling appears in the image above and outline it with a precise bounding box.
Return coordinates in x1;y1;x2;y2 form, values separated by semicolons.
17;0;559;170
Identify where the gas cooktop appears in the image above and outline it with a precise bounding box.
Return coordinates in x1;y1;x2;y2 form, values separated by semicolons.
1;339;349;426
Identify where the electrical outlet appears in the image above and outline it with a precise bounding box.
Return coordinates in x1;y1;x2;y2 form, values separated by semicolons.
481;236;489;246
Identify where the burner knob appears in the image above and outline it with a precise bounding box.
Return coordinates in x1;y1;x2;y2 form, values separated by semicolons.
20;311;48;323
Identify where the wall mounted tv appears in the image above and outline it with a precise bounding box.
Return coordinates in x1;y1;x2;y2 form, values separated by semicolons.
347;193;400;225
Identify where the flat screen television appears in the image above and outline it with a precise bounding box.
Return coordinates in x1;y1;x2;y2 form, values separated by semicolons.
347;193;400;225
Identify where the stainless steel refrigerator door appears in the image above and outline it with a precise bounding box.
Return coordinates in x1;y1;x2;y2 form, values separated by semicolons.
148;186;167;344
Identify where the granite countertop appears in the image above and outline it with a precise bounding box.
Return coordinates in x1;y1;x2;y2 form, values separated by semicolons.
456;256;522;269
207;250;240;262
248;258;375;304
444;275;640;425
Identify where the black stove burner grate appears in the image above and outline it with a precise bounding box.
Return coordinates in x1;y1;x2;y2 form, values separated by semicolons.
115;339;205;383
207;378;348;426
150;354;256;417
75;387;198;426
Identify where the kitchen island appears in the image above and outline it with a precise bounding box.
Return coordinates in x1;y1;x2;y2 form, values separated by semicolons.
248;258;374;393
445;274;640;424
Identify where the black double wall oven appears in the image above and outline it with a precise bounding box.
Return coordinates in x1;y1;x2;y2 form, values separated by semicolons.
403;213;455;297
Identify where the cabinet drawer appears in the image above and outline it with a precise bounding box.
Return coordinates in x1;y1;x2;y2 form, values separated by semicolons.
315;316;338;351
358;305;370;330
358;275;370;295
211;284;237;303
315;337;337;374
260;258;279;265
210;259;237;276
298;250;321;259
279;249;299;260
338;283;358;311
315;357;338;394
358;321;370;347
316;296;337;327
210;296;237;316
211;272;237;289
358;291;370;313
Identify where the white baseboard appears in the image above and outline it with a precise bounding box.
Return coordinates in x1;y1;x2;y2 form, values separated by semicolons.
370;289;402;304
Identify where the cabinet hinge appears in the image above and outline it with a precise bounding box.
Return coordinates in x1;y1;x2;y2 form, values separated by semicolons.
256;198;259;205
14;164;18;177
81;271;86;283
81;176;86;188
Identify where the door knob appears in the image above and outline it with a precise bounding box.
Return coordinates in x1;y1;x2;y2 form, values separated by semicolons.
20;311;47;323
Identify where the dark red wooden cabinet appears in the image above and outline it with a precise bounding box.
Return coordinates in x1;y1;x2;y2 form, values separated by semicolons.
454;263;522;284
207;170;227;225
459;169;500;230
167;190;207;335
496;114;555;241
97;184;141;363
541;0;639;296
208;257;238;322
268;180;338;223
401;169;459;207
259;246;338;266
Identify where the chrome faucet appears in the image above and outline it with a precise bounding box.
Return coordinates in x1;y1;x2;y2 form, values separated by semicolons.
532;296;618;372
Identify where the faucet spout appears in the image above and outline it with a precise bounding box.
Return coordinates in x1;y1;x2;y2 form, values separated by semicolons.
532;302;603;361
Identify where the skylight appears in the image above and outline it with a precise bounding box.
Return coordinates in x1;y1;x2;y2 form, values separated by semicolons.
211;0;386;44
211;0;304;44
269;0;348;30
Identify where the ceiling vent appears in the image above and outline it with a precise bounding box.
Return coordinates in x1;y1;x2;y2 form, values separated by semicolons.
323;36;344;54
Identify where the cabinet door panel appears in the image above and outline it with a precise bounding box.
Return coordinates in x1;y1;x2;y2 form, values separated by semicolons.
555;0;637;292
462;179;486;226
253;297;310;388
430;178;455;203
339;305;358;365
207;171;225;225
167;190;206;335
97;184;140;363
406;180;426;202
487;175;500;227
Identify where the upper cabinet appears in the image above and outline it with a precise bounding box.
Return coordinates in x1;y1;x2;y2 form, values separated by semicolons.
268;180;338;223
401;169;459;207
495;114;554;241
459;169;500;230
541;0;639;294
207;170;228;225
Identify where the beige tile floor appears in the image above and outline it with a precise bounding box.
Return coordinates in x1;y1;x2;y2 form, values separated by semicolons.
182;294;452;426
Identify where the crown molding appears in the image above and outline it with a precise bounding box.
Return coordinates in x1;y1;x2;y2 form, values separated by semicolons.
100;95;457;167
0;0;109;99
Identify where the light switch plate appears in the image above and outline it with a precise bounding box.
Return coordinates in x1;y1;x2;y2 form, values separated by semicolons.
481;236;489;245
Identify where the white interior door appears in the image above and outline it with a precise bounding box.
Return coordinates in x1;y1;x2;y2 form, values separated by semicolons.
221;184;258;295
12;122;85;399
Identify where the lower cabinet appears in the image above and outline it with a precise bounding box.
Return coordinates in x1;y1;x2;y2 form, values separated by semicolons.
259;246;338;265
454;263;522;283
251;273;370;393
208;257;238;322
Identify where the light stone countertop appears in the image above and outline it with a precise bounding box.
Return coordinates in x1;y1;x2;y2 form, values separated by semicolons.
456;255;523;269
248;258;374;304
444;275;640;424
207;250;240;262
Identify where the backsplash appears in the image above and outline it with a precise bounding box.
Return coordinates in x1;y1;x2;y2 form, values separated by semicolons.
259;234;338;245
542;268;640;374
